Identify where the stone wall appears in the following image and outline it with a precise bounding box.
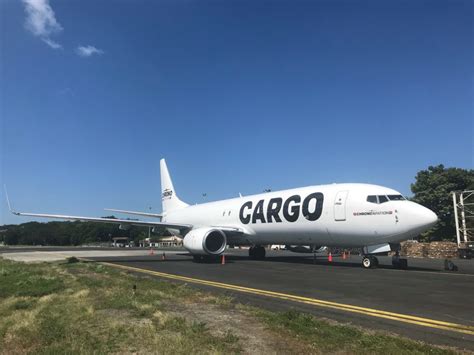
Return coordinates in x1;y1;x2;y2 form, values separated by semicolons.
400;241;458;258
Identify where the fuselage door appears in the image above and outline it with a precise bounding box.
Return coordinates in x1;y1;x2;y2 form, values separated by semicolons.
334;190;349;221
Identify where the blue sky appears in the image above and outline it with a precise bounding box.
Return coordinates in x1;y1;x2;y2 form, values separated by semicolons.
1;0;473;225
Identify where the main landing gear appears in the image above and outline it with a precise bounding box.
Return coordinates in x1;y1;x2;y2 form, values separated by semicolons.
249;245;266;260
362;255;379;269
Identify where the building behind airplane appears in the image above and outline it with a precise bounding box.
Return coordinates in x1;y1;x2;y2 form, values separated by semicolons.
7;159;438;269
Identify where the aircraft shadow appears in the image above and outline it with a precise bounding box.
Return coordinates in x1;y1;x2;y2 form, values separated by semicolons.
87;254;445;272
222;254;444;272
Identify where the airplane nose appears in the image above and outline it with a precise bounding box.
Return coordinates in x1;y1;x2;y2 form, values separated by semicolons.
416;205;438;229
403;202;439;235
424;208;438;227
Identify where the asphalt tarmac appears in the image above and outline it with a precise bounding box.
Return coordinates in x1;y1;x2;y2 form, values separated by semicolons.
2;247;473;350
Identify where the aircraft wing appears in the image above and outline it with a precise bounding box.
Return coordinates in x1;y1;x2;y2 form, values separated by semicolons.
104;208;163;219
10;210;191;231
4;187;188;230
4;187;244;237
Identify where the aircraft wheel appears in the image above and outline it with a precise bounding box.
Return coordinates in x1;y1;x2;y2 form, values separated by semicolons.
399;258;407;269
392;257;407;269
249;246;266;259
362;256;377;269
255;246;266;259
372;256;379;267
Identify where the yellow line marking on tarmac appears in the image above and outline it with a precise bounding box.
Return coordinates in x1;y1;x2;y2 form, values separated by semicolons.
98;261;474;336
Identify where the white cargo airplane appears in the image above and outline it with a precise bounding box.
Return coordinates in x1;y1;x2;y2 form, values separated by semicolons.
7;159;438;268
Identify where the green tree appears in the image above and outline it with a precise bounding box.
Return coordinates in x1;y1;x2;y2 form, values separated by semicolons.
0;217;163;246
411;165;474;241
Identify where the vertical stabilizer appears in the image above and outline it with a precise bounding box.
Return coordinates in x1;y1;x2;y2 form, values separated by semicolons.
160;159;189;214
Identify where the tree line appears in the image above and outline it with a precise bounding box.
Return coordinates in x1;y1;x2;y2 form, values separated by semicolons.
0;218;150;246
1;165;473;246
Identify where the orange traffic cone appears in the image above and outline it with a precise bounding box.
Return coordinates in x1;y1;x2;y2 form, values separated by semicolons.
342;251;347;260
149;248;154;256
328;252;333;262
221;254;226;265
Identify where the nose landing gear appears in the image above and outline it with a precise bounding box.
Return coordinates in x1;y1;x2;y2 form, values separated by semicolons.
362;255;379;269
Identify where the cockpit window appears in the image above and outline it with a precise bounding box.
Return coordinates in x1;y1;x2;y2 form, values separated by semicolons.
388;194;405;201
367;195;378;203
368;194;405;204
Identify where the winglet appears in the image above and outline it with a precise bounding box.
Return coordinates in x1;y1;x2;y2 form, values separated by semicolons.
4;185;19;215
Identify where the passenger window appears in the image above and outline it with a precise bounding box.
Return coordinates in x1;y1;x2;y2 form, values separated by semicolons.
367;195;377;203
378;195;389;203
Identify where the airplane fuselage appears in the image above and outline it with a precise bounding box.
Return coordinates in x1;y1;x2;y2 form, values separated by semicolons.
163;183;437;248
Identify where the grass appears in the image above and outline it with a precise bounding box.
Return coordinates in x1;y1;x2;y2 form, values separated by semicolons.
0;259;240;354
0;258;462;354
0;262;63;298
248;308;457;354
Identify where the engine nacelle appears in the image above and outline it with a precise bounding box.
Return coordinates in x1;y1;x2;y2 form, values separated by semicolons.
286;245;327;253
183;228;227;255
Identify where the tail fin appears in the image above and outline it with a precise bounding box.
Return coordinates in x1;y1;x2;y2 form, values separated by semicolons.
160;159;189;214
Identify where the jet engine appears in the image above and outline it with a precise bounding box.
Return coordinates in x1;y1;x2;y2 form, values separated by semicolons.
286;245;327;253
183;228;227;255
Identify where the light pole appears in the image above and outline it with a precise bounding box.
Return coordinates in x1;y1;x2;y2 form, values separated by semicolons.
148;206;152;240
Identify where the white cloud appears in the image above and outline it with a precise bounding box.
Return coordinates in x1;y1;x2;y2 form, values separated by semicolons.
22;0;104;56
42;37;61;49
76;45;104;57
22;0;63;49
